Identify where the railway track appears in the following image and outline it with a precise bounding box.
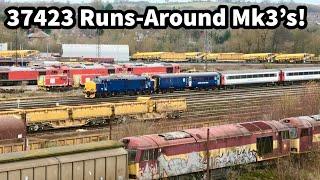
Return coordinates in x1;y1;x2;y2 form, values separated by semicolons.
0;84;317;110
28;83;319;141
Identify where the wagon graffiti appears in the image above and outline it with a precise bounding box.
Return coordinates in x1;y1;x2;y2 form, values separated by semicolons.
139;163;157;180
139;148;257;179
212;147;257;169
157;152;205;177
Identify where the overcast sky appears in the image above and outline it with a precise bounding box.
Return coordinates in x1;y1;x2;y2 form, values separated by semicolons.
8;0;320;5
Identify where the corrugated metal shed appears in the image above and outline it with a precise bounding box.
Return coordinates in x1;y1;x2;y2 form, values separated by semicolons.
62;44;129;62
0;43;7;51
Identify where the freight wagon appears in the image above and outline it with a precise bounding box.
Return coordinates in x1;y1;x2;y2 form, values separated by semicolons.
0;50;39;58
203;53;245;62
131;52;165;61
0;141;128;180
0;132;110;154
0;97;187;131
274;53;314;63
131;51;317;63
159;52;189;62
0;67;46;86
0;115;111;154
82;57;115;64
242;53;276;63
184;52;205;62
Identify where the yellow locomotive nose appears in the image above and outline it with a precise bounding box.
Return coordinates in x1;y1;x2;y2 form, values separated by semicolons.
84;81;96;98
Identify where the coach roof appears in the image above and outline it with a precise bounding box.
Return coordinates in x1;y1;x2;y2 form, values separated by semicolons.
220;69;280;75
153;72;219;78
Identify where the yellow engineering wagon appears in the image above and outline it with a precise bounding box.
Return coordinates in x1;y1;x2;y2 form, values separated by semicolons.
2;97;187;131
275;53;314;63
131;52;165;61
0;50;40;58
159;52;188;62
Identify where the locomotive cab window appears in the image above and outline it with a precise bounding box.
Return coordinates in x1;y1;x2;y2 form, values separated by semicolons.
280;131;289;139
257;136;273;156
289;128;297;139
141;149;159;161
128;150;137;164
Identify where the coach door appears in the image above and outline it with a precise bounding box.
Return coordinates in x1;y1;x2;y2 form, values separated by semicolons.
279;71;285;82
188;76;192;87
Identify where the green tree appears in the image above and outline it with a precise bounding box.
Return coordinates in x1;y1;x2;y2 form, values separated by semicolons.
105;3;114;10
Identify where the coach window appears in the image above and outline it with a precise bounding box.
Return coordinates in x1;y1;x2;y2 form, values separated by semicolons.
299;72;303;75
0;73;8;80
257;136;273;156
289;128;297;139
253;75;258;78
247;75;253;78
241;75;246;79
108;69;115;74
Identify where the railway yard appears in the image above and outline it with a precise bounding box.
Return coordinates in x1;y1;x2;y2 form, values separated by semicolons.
0;0;319;177
1;57;320;179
